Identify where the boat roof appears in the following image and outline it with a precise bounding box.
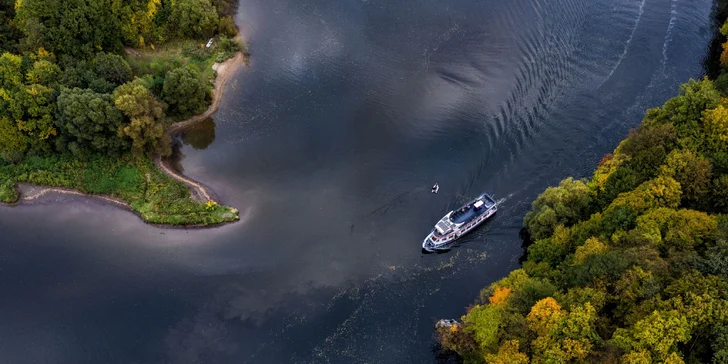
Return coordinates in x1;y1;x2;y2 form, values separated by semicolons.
450;195;496;224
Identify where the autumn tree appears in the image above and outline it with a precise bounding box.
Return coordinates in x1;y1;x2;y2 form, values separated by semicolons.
703;104;728;152
659;149;712;206
112;78;170;156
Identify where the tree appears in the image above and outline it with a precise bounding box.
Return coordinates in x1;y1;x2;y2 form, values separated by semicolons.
56;88;129;156
484;340;528;364
14;83;57;143
574;237;607;264
527;297;565;337
112;0;162;47
612;309;692;361
0;116;27;161
644;78;720;142
463;304;503;352
0;52;22;119
218;16;237;37
703;105;728;152
168;0;219;38
15;0;123;58
0;52;22;91
93;52;132;86
112;78;169;156
61;58;116;94
25;59;61;87
0;0;20;53
713;175;728;212
162;66;208;117
524;177;592;240
660;149;712;207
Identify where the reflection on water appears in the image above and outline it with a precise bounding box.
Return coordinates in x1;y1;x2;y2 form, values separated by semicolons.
167;118;217;174
0;0;719;362
181;117;217;150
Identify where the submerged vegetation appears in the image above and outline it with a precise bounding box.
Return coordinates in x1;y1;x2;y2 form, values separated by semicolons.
0;0;244;225
438;17;728;364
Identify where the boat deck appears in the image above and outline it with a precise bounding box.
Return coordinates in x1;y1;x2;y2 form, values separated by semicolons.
450;195;496;224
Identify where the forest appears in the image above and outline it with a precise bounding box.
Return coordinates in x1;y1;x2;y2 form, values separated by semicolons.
0;0;243;225
437;15;728;364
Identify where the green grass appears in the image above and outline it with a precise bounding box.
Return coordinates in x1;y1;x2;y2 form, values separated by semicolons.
0;154;239;226
126;37;243;85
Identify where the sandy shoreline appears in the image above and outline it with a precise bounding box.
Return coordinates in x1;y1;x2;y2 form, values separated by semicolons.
1;51;247;227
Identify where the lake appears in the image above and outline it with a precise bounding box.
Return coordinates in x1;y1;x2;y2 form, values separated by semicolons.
0;0;716;362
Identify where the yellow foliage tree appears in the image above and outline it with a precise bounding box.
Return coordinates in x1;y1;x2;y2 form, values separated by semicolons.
485;340;528;364
703;104;728;150
489;286;512;306
721;42;728;68
527;297;565;337
574;237;607;264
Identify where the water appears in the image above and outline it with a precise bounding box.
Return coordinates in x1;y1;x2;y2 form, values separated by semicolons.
0;0;716;362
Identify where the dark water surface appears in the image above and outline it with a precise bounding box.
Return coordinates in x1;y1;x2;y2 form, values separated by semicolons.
0;0;717;362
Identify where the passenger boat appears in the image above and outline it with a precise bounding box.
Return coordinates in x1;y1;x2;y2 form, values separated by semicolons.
422;193;497;251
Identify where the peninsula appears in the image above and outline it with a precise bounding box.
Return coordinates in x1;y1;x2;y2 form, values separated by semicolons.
0;0;246;226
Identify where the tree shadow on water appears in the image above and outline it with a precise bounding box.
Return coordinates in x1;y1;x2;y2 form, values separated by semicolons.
181;117;217;150
167;117;217;174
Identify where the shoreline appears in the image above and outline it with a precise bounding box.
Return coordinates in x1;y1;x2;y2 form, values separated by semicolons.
156;51;246;205
1;51;247;228
3;183;234;229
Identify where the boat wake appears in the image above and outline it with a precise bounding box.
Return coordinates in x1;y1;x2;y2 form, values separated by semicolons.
599;0;647;89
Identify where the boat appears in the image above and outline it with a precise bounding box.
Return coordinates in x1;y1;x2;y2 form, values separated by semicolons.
422;193;497;251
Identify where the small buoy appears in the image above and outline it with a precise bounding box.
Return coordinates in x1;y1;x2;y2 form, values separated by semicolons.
432;183;439;194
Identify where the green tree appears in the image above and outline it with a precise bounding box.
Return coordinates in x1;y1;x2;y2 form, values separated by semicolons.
112;78;169;156
61;57;115;94
463;304;503;352
56;88;129;156
168;0;219;38
14;83;57;144
0;52;22;119
612;309;692;361
524;177;592;240
659;149;712;207
93;52;132;86
111;0;162;47
218;16;237;37
713;175;728;212
644;78;720;143
25;59;61;87
0;0;19;53
162;66;208;117
0;115;27;161
15;0;122;58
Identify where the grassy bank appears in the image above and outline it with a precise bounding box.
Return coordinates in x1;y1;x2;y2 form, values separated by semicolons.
0;154;239;226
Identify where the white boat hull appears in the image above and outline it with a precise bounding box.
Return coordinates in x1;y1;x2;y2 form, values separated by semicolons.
422;206;496;251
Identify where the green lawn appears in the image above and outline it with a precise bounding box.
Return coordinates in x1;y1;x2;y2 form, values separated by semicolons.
0;154;239;226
